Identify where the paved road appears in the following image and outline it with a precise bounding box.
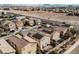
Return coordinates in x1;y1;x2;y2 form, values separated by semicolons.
0;25;40;40
0;29;22;40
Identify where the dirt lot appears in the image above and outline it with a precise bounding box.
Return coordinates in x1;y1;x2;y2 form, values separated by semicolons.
0;10;79;24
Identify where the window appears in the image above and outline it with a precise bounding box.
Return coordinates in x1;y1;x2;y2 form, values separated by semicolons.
23;48;25;50
11;42;16;48
13;44;16;48
0;50;2;54
28;51;31;54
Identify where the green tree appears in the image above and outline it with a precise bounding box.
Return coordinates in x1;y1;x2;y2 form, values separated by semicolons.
1;12;4;16
0;28;4;33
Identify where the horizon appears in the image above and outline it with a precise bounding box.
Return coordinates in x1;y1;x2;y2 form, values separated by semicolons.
0;4;79;7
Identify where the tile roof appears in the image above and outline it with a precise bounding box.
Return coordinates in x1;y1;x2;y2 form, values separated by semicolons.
8;35;29;48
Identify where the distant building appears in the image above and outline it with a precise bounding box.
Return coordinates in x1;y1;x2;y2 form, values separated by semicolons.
3;21;16;31
3;8;10;10
24;18;41;26
34;19;42;25
51;31;61;41
15;20;23;29
50;26;68;41
0;39;16;54
23;18;34;26
29;33;50;51
54;26;68;35
41;27;54;35
29;18;35;26
7;35;37;54
16;16;26;20
20;29;29;36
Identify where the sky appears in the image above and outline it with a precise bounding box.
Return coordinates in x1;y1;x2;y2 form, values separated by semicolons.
0;0;79;4
0;4;79;7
